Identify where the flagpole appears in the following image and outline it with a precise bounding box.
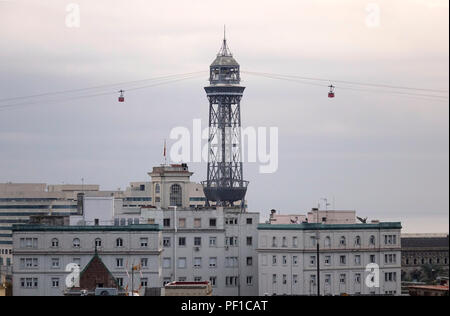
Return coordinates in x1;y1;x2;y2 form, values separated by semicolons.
164;139;167;166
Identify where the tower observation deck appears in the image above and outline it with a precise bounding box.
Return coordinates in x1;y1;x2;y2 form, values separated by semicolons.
202;34;248;207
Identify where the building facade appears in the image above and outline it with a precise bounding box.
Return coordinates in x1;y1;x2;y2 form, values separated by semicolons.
141;207;259;296
12;224;162;296
1;164;212;267
401;233;449;281
257;222;402;296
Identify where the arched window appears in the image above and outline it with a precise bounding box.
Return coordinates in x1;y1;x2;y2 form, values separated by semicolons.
73;238;80;248
272;236;277;247
325;236;331;247
95;238;102;248
355;236;361;246
340;236;346;246
116;238;123;247
155;183;160;194
51;238;59;248
369;235;376;245
170;184;182;207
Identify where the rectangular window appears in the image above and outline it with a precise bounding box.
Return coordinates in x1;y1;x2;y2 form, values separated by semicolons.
194;257;202;268
282;256;287;265
194;218;202;228
310;275;316;286
163;218;170;227
163;257;171;268
21;278;38;288
293;274;298;284
325;274;331;285
340;255;346;265
225;218;238;225
178;237;186;247
178;218;186;228
194;276;202;282
194;237;202;246
246;237;253;246
51;258;60;269
247;276;253;285
355;273;361;284
225;236;238;246
272;274;277;284
116;258;124;267
140;258;148;268
226;276;238;287
140;238;148;248
73;258;81;266
209;276;217;287
355;255;361;265
178;257;187;268
209;257;217;268
140;278;148;287
325;256;331;265
293;236;298;247
340;274;346;284
246;257;253;266
163;237;171;247
293;256;298;265
209;237;217;247
226;257;238;268
310;256;316;266
272;255;277;265
370;254;376;263
310;236;316;247
51;278;59;288
246;218;253;225
283;274;287;285
209;218;217;227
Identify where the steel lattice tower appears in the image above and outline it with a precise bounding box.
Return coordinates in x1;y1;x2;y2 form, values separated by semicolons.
202;34;248;207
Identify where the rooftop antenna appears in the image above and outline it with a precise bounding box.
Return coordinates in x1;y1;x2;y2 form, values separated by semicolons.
163;139;167;166
218;25;232;57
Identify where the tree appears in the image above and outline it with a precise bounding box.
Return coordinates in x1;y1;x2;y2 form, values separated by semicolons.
420;264;444;284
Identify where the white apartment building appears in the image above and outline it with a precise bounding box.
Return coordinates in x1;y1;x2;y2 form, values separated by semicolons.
257;220;402;296
12;223;162;296
141;207;259;296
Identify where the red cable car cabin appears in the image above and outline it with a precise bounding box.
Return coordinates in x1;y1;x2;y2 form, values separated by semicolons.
118;90;125;102
328;85;335;98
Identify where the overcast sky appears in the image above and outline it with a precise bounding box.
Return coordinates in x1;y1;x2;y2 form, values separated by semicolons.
0;0;448;232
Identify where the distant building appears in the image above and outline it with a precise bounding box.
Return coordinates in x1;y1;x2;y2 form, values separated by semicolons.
401;233;449;281
268;208;357;225
258;211;402;296
164;281;213;296
12;223;162;296
408;284;449;296
0;183;120;267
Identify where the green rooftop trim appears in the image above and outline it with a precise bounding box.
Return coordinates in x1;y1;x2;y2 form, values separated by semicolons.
11;224;161;232
257;222;402;231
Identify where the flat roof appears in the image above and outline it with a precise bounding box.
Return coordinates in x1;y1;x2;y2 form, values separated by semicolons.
258;222;401;231
12;224;161;232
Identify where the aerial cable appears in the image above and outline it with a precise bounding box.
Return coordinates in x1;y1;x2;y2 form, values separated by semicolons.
0;73;206;112
0;71;207;103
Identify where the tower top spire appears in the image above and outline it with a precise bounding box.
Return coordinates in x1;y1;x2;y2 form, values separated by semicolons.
218;25;232;57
